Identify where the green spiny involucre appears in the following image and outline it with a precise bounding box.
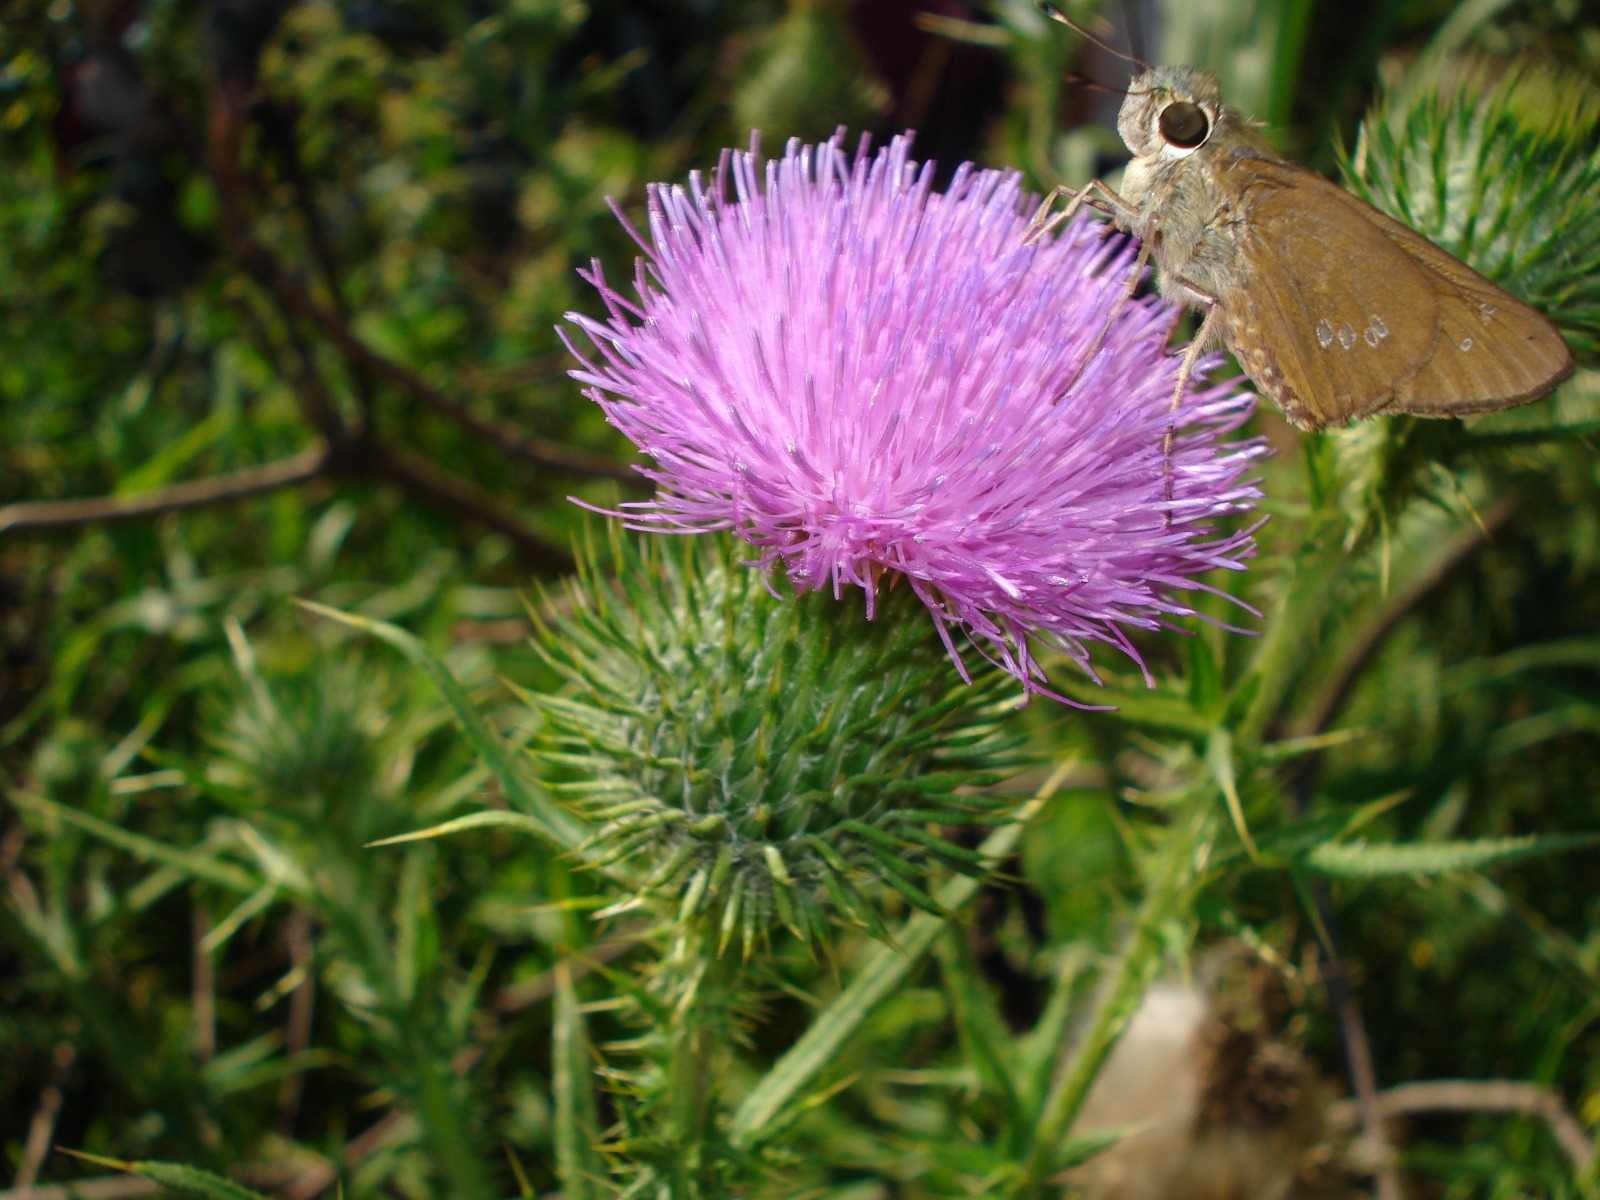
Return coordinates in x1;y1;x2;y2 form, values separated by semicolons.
528;531;1025;952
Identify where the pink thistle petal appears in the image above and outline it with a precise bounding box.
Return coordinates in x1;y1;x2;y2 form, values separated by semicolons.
563;132;1266;700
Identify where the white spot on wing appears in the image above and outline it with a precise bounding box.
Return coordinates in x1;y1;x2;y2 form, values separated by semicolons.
1338;323;1357;350
1459;337;1474;351
1315;319;1334;349
1479;303;1496;326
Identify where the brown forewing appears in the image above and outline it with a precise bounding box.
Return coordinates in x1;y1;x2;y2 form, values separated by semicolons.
1214;157;1572;430
1363;202;1575;416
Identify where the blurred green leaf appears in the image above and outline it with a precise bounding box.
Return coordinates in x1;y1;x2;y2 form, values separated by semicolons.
1307;832;1600;879
553;962;604;1199
8;789;257;893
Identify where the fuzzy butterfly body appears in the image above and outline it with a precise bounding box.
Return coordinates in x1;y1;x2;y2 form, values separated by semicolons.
1077;64;1574;431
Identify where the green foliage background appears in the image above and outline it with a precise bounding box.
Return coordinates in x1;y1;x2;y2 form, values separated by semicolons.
2;0;1599;1196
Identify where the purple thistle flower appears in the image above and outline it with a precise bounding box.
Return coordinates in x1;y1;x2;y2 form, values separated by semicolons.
562;132;1265;700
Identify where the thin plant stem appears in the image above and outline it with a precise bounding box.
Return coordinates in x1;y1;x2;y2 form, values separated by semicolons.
1318;925;1403;1200
1362;1080;1594;1170
663;932;724;1198
1237;518;1349;747
1292;496;1515;738
726;776;1066;1149
1013;795;1217;1197
0;444;331;534
408;1045;498;1200
1243;506;1405;1197
13;1039;75;1191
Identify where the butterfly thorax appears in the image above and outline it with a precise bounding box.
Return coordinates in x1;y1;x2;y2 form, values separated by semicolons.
1113;67;1281;309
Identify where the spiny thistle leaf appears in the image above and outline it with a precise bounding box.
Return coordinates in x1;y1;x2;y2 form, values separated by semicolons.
296;599;587;852
208;654;387;819
526;529;1026;952
725;780;1057;1149
368;810;559;846
1306;831;1600;879
1056;1124;1134;1170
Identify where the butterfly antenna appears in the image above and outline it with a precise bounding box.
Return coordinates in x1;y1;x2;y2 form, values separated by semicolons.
1034;1;1153;72
1064;70;1129;97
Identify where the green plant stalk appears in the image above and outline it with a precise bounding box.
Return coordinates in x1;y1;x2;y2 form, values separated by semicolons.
662;932;724;1198
314;855;496;1199
1012;795;1217;1197
726;781;1061;1149
407;1037;498;1200
554;962;603;1200
1021;36;1067;191
1236;517;1351;748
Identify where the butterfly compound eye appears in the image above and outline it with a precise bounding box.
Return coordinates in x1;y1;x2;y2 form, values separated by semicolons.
1158;101;1209;148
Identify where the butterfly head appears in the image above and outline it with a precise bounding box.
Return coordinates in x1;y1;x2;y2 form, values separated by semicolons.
1118;66;1224;162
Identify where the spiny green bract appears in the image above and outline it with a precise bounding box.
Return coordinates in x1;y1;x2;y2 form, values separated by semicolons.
1343;57;1600;357
528;530;1024;952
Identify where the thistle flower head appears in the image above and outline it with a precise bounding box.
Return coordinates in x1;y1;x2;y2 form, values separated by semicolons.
563;133;1264;697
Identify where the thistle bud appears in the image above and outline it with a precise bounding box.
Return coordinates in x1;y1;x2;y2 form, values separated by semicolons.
528;531;1023;951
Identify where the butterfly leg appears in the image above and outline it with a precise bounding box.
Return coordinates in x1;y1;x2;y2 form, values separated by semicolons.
1024;178;1132;246
1162;301;1224;514
1051;238;1152;406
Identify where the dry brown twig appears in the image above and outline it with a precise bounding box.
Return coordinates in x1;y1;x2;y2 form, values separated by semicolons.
274;909;317;1137
11;1042;78;1196
192;905;217;1065
1292;496;1519;741
1;1175;161;1200
1;218;635;562
226;229;641;486
0;1163;306;1200
1329;1078;1596;1173
0;446;333;536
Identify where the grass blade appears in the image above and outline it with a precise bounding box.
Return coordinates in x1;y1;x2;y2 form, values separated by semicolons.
9;790;257;893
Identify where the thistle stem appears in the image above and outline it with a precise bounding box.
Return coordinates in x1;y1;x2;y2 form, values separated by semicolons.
1014;796;1216;1197
726;783;1062;1149
661;927;730;1198
409;1047;498;1200
1237;515;1350;748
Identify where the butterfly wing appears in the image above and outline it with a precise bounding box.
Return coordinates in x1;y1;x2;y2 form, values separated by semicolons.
1215;159;1441;429
1215;156;1572;430
1361;205;1575;417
